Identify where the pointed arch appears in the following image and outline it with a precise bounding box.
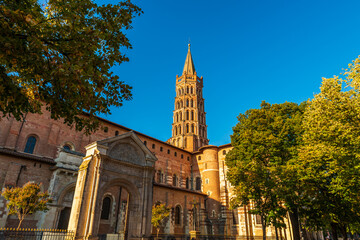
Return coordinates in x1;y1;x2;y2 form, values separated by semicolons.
186;99;189;107
186;111;189;120
191;111;194;121
186;124;189;133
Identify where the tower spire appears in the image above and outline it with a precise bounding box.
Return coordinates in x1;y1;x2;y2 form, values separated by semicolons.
169;44;208;152
183;43;196;75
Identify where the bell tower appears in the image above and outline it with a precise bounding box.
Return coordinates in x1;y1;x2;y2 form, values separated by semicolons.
169;44;209;152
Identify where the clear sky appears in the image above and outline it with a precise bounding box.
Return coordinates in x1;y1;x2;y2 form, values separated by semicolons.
98;0;360;146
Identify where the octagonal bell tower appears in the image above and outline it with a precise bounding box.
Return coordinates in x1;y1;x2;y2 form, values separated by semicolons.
168;44;209;152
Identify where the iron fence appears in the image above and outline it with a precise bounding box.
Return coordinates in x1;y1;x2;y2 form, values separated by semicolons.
0;228;74;240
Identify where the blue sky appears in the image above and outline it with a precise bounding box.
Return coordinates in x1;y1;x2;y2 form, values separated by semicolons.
99;0;360;146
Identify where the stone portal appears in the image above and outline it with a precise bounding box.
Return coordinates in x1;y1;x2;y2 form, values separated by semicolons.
68;132;157;239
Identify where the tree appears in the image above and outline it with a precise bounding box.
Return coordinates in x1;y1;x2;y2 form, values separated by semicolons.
226;101;305;240
151;202;170;240
1;182;52;229
0;0;142;134
298;57;360;239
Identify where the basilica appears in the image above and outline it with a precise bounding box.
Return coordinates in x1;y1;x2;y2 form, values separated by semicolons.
0;45;291;239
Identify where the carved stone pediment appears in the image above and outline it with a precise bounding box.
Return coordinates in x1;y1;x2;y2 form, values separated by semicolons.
85;131;157;167
108;142;144;165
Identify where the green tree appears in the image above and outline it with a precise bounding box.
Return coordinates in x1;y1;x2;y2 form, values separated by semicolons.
2;182;52;229
226;101;305;240
298;57;360;239
0;0;142;134
151;202;170;240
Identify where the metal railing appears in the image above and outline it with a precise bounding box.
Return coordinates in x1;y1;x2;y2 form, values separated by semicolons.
150;234;237;240
0;228;75;240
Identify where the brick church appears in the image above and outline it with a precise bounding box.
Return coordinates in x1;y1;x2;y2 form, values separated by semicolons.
0;45;291;239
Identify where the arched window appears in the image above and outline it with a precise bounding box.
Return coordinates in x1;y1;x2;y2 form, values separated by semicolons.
115;130;119;136
223;150;226;155
173;174;177;186
191;86;193;94
176;113;179;122
187;86;189;94
186;124;189;133
175;205;181;225
175;126;178;135
63;144;71;151
101;196;111;220
191;124;194;133
178;125;181;134
196;177;201;191
186;111;189;120
186;177;189;189
186;99;189;107
24;136;37;154
180;100;183;108
180;112;183;121
191;99;193;107
191;111;194;120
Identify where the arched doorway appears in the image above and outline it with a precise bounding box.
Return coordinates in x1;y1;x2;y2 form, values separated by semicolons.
57;185;75;230
68;132;157;240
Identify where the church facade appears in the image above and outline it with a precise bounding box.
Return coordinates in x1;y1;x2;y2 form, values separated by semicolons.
0;45;291;239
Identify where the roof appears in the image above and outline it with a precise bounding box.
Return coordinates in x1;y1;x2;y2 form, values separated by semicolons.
93;115;193;154
153;182;207;196
0;147;56;165
182;44;196;75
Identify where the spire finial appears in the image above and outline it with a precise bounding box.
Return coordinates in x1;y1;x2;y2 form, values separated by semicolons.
183;40;195;75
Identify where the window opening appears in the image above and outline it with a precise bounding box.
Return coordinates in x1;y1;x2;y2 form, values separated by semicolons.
101;196;111;220
24;136;37;154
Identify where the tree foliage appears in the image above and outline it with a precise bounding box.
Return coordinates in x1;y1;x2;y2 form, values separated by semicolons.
0;0;142;134
151;202;170;240
1;182;52;229
226;101;305;240
298;57;360;238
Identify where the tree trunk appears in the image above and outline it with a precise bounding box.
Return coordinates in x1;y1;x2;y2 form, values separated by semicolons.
340;224;347;240
288;209;301;240
330;222;338;240
17;218;23;229
275;226;279;240
261;215;267;240
156;228;160;240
